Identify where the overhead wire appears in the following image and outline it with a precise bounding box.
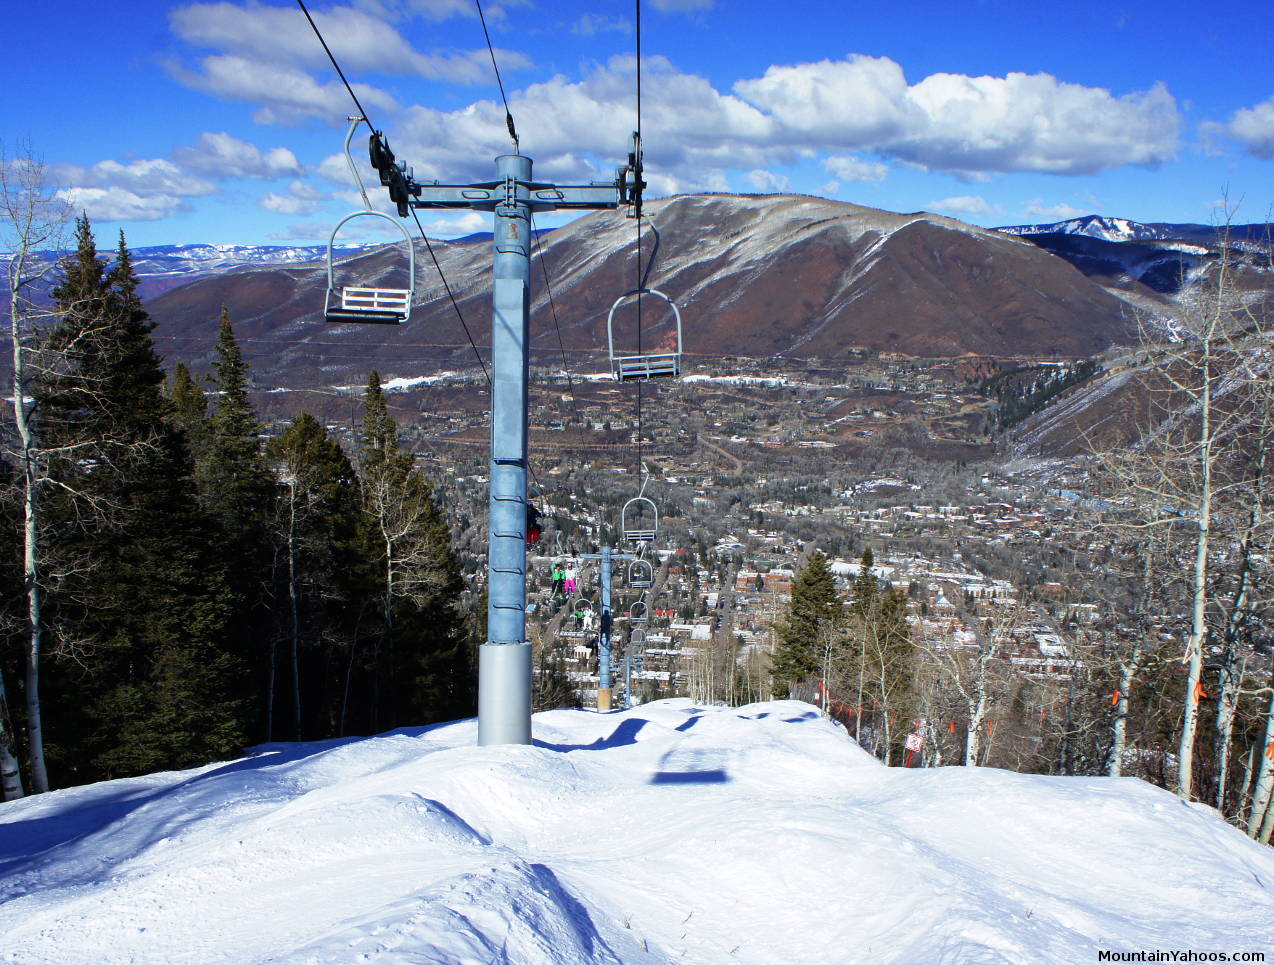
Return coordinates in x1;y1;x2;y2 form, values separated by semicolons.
474;0;519;152
296;0;490;384
634;0;645;480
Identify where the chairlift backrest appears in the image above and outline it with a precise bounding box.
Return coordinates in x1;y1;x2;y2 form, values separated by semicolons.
324;118;416;325
607;288;682;381
621;496;659;544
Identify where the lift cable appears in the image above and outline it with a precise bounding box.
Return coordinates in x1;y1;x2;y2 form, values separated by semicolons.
296;0;371;123
634;0;645;479
297;0;490;382
475;0;519;151
409;208;491;384
528;211;585;433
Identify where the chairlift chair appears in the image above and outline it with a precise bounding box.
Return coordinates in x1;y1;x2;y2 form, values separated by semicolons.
628;557;653;589
607;288;682;381
324;117;416;325
629;597;649;625
621;496;658;544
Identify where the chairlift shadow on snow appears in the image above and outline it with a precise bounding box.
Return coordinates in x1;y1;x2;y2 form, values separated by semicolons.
650;746;731;785
533;717;649;753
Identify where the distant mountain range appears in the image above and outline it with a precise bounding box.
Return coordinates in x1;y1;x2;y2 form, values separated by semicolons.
141;194;1143;389
993;214;1272;296
995;213;1272;245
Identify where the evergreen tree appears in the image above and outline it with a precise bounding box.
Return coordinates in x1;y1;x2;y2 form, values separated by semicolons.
198;309;275;737
38;223;246;783
770;551;842;696
266;412;365;740
168;362;208;459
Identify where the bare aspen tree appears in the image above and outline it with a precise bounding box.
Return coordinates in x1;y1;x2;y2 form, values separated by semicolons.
1;145;70;796
1090;221;1265;799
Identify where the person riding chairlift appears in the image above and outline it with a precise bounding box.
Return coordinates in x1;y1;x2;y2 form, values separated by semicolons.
526;503;542;545
550;564;565;598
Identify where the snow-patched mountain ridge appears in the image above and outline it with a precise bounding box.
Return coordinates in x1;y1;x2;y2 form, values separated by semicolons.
996;214;1171;243
2;699;1272;965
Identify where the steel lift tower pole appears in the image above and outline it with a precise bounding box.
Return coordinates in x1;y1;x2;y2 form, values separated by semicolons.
409;142;643;744
578;545;636;711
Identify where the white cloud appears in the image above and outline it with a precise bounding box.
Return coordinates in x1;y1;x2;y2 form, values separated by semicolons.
745;169;789;192
1023;199;1088;221
1224;96;1274;160
170;2;529;84
650;0;714;10
51;158;216;198
173;132;304;179
823;154;888;183
259;179;333;216
55;187;189;222
424;212;488;237
927;195;1002;217
572;13;631;36
168;54;399;126
735;55;1180;176
376;53;1179;200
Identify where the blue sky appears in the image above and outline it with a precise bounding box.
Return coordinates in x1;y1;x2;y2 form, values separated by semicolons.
6;0;1272;248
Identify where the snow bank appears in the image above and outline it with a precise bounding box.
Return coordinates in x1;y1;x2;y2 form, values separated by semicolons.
2;700;1272;964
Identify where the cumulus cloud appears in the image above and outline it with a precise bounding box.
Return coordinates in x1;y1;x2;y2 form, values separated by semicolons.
170;2;529;84
371;53;1179;201
55;187;190;222
823;154;888;183
746;169;790;192
173;132;304;179
51;158;216;198
735;55;1180;176
651;0;714;10
1023;199;1088;221
168;54;399;126
573;13;631;36
424;211;488;237
928;195;1002;217
1223;96;1274;159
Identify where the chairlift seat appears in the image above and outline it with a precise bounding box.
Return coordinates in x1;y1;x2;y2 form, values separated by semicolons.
612;353;680;382
629;599;649;625
325;286;410;325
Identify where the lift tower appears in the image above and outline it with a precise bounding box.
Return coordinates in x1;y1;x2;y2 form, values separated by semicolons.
400;142;644;745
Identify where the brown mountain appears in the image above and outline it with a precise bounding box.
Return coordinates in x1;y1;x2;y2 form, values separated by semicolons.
145;193;1139;386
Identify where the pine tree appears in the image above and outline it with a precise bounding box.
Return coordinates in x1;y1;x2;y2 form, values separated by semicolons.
197;308;275;737
168;362;208;459
266;412;365;740
770;551;842;696
37;224;246;783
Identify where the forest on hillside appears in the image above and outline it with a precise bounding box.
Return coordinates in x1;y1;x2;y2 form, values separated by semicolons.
2;199;478;797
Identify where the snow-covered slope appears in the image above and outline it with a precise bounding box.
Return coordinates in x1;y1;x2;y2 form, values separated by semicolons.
996;215;1171;243
3;699;1272;964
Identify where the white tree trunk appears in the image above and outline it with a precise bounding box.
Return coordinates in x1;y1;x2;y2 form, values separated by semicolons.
0;664;23;800
1107;654;1139;778
1246;682;1274;840
11;258;48;794
1176;359;1213;800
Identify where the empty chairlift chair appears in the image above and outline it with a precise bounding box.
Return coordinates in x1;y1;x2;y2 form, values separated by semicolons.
607;288;682;381
628;557;653;589
629;597;649;626
621;495;659;545
324;117;416;325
